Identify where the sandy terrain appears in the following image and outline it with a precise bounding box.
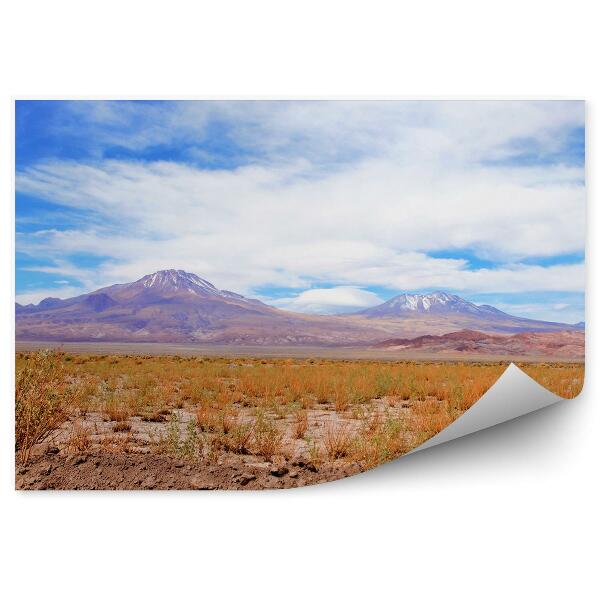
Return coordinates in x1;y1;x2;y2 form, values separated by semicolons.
15;351;583;490
14;341;585;363
16;395;418;490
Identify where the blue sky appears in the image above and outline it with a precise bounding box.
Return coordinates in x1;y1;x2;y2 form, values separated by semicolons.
15;100;585;322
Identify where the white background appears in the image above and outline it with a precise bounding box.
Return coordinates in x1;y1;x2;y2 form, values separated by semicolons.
0;2;597;598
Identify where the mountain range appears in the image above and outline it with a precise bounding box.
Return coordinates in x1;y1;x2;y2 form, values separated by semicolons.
15;269;583;356
357;291;507;318
374;329;584;359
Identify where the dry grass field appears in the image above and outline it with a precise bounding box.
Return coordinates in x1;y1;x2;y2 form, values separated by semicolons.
15;350;584;489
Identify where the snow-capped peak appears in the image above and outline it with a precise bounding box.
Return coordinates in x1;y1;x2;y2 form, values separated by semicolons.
387;291;458;311
138;269;221;296
358;291;509;318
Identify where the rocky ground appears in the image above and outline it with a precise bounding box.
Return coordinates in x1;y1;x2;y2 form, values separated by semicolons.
16;352;581;490
14;398;402;490
16;449;361;490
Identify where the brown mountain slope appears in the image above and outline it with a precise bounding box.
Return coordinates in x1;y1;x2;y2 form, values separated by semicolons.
374;329;584;359
16;270;582;347
346;291;580;335
16;270;388;345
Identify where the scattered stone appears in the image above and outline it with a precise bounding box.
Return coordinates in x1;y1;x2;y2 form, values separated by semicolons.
270;466;289;477
68;455;87;467
17;466;28;475
46;446;60;455
40;465;53;476
238;473;256;486
174;461;185;468
288;470;298;479
189;475;204;489
141;476;156;488
189;475;217;490
248;461;270;469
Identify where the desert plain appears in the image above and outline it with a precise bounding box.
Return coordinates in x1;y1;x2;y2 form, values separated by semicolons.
15;346;584;490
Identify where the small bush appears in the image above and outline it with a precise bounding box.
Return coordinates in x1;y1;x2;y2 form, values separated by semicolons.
223;420;254;454
252;414;283;460
293;410;308;439
15;350;79;463
104;404;131;422
196;404;221;432
162;414;202;460
67;420;92;452
323;423;353;460
113;421;132;433
353;416;409;468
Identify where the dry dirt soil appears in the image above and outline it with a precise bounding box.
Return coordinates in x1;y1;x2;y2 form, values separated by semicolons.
16;451;361;490
15;352;583;490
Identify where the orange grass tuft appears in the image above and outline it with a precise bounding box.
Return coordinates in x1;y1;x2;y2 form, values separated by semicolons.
15;352;583;471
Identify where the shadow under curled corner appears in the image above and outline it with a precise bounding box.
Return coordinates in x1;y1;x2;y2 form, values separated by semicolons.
326;362;577;490
407;363;565;454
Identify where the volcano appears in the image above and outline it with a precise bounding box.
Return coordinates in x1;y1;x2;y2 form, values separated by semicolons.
15;270;383;345
16;270;582;347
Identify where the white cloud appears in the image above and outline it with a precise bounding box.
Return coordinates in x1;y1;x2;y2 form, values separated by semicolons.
16;158;585;294
16;285;86;305
270;287;383;314
59;100;584;168
16;101;585;308
20;260;99;290
492;301;584;325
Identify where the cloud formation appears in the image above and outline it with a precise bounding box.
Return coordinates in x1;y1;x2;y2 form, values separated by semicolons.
270;287;383;315
15;101;585;320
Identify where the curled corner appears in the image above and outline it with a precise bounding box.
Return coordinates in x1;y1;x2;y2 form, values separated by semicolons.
408;363;564;455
